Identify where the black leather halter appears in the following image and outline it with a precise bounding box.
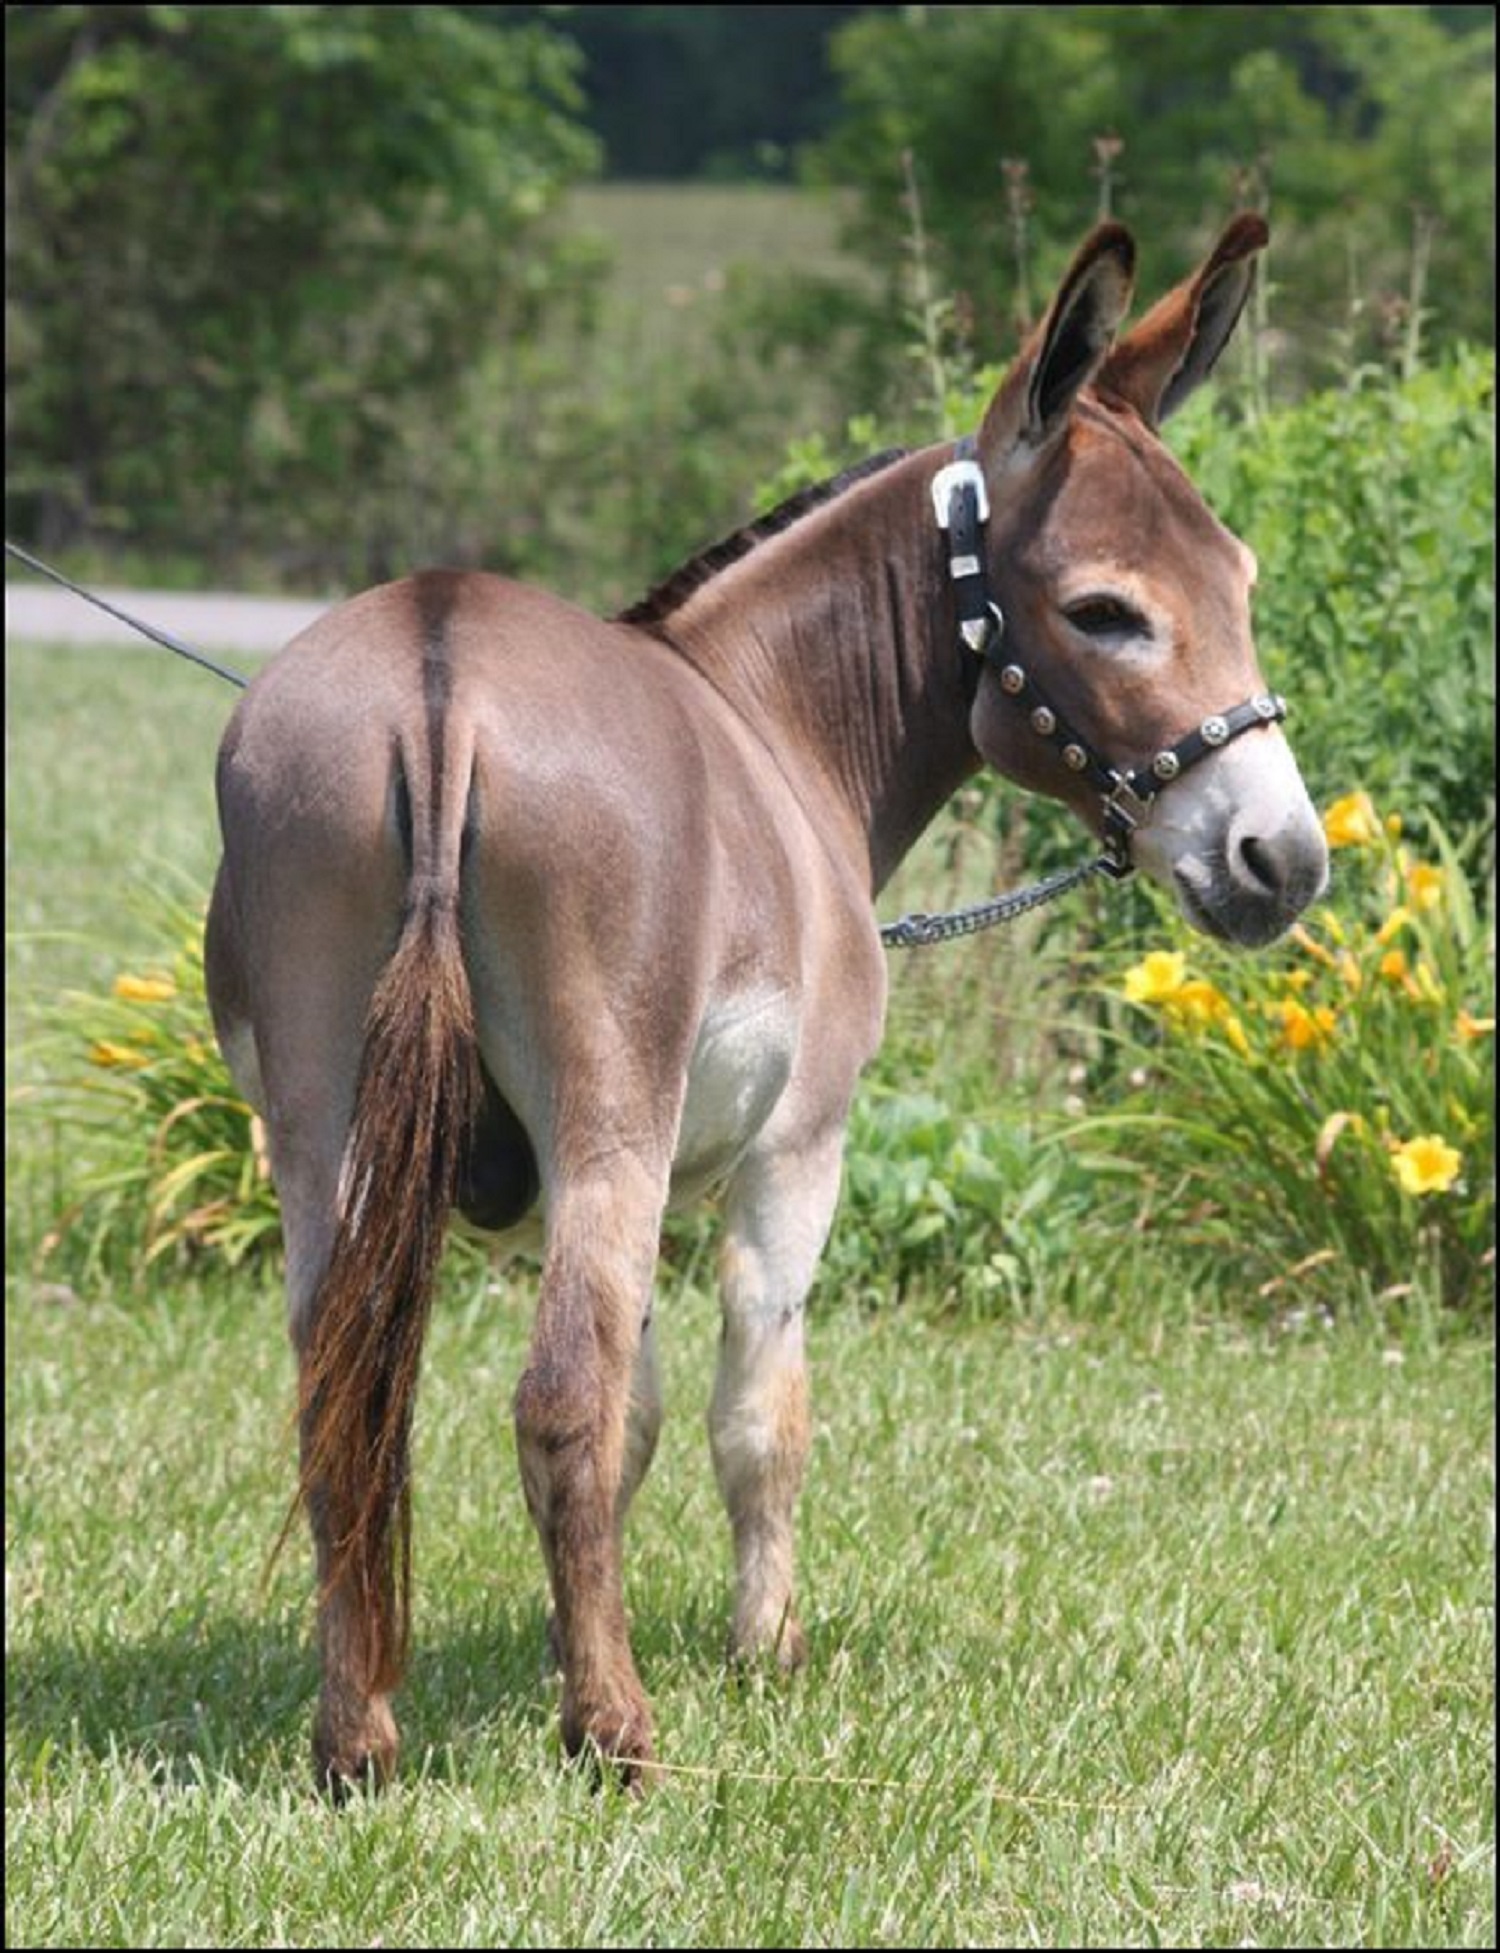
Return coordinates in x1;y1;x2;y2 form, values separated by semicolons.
934;436;1286;880
877;439;1287;949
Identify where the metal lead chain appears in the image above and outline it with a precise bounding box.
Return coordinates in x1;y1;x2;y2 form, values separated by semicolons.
879;854;1112;948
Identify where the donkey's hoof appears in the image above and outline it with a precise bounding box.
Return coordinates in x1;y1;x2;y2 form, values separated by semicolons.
562;1695;657;1794
313;1699;399;1801
731;1611;808;1675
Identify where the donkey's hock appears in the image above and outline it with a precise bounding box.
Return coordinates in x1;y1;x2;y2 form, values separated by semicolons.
204;214;1326;1792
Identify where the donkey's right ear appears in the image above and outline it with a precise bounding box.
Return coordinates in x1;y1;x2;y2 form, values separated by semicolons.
980;222;1136;466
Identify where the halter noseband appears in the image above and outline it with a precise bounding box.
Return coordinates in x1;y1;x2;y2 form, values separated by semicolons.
932;435;1286;881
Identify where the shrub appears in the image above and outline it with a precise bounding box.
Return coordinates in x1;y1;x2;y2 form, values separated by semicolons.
1169;348;1496;849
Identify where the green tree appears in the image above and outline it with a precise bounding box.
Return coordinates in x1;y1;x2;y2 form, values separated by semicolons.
5;4;601;583
809;5;1493;400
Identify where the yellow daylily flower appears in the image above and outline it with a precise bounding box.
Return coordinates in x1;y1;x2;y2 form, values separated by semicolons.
1415;961;1445;1004
1390;1135;1462;1197
1378;947;1419;996
1273;999;1338;1052
1322;791;1381;848
1375;904;1413;945
89;1039;151;1070
1220;1013;1251;1058
1290;922;1338;968
1123;950;1188;1005
1405;861;1445;911
112;973;177;1004
1456;1009;1495;1042
1167;978;1227;1024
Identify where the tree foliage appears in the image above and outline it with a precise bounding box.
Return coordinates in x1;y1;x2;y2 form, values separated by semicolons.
811;5;1494;394
6;4;601;582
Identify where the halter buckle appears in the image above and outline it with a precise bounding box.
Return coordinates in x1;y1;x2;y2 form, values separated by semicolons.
1101;772;1153;836
930;458;989;530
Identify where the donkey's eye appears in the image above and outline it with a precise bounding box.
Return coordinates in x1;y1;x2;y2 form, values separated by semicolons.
1063;595;1150;641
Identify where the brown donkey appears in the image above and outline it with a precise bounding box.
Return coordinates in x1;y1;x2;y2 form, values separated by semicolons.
206;216;1328;1791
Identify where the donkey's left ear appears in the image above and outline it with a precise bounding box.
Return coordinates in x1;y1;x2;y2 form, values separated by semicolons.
1097;213;1268;425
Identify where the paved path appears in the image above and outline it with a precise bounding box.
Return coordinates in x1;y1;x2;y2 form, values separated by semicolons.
5;581;336;655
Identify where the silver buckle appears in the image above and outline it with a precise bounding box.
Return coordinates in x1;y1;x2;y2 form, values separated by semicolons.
1102;774;1153;835
930;458;989;530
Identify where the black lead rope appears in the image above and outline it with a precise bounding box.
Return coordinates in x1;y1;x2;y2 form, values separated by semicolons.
4;539;249;689
878;437;1288;950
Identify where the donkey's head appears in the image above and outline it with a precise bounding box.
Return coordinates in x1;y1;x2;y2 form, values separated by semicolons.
968;216;1327;946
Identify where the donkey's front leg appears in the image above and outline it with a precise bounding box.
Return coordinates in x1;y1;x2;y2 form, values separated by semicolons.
710;1135;845;1669
514;1163;664;1783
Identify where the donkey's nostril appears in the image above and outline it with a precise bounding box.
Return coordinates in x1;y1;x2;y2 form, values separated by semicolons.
1236;833;1281;893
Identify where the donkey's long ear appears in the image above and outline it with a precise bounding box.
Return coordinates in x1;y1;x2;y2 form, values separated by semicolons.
1097;213;1268;426
979;222;1136;464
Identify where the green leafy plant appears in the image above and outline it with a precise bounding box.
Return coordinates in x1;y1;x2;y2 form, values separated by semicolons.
1065;794;1495;1312
815;1085;1136;1321
14;894;281;1279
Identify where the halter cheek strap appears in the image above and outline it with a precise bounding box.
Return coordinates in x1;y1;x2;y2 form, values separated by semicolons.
933;435;1287;879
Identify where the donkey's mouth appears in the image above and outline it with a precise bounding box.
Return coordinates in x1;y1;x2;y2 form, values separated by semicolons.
1172;861;1312;950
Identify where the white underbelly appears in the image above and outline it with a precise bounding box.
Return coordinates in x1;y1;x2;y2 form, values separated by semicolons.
670;987;797;1201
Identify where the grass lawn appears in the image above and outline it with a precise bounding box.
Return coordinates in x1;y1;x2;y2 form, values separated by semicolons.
6;1259;1494;1947
6;639;1494;1945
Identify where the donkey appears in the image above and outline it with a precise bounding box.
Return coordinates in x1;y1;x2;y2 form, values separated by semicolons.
205;214;1328;1791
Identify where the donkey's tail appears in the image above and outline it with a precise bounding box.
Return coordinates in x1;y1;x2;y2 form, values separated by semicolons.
286;875;481;1695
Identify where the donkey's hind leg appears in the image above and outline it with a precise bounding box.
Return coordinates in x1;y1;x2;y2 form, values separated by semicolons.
710;1134;845;1669
514;1159;666;1782
280;1155;403;1793
208;875;404;1793
543;1309;662;1672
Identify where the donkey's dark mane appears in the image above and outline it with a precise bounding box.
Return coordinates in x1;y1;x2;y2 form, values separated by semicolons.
618;448;910;634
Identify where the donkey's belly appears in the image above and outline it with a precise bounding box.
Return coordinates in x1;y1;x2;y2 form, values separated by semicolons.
670;988;796;1203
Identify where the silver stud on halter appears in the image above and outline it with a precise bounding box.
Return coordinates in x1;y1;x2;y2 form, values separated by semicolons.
1201;714;1230;747
960;606;1003;653
999;664;1026;695
1152;750;1181;781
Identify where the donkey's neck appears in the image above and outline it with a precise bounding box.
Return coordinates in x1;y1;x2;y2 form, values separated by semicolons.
663;450;981;893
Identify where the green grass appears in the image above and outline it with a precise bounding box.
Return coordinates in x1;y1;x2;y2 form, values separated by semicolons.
7;1265;1494;1946
6;639;1495;1944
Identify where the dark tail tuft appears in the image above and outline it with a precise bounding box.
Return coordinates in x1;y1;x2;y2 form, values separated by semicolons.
284;893;480;1693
